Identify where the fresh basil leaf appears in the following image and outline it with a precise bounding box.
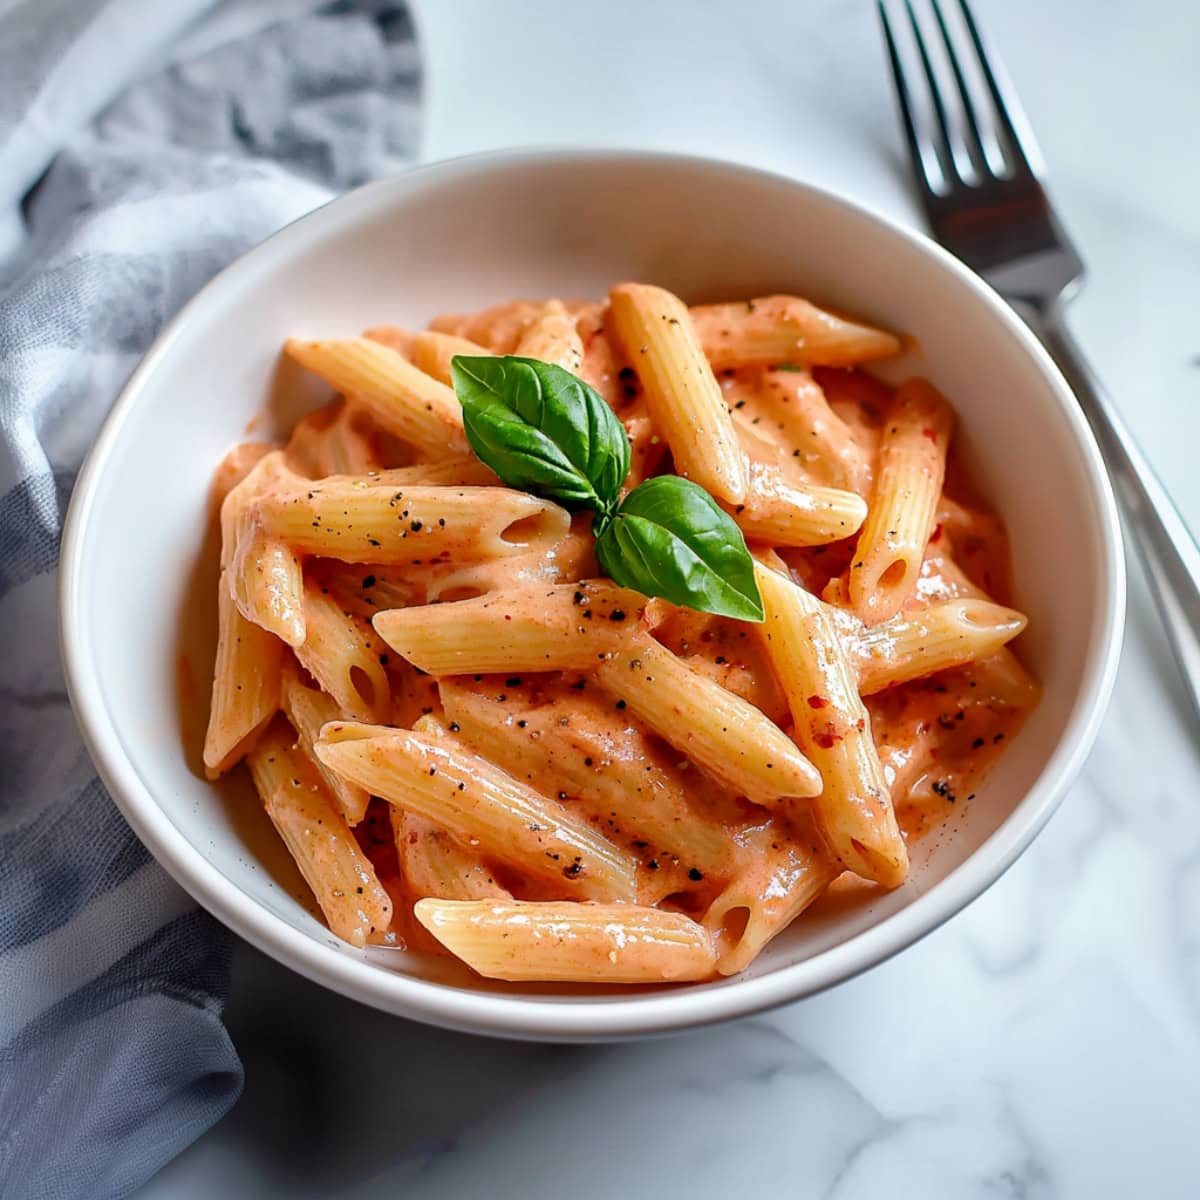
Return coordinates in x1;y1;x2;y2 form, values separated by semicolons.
451;355;630;515
595;476;764;621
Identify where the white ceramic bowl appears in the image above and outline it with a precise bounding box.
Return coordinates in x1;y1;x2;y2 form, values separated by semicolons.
60;150;1124;1040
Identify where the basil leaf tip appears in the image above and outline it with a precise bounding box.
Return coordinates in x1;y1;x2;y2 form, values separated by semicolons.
597;476;764;622
451;355;630;516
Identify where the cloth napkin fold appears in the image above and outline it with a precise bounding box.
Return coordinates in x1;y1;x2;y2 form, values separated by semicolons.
0;3;420;1197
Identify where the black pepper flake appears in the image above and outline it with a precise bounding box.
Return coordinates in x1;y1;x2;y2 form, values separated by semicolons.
563;862;585;879
994;732;1005;742
516;719;528;728
609;609;626;622
615;699;627;710
558;791;568;800
972;737;985;749
714;655;727;665
410;519;423;532
647;860;660;871
584;756;594;766
362;575;376;588
505;677;522;688
448;722;461;733
688;868;703;882
378;653;389;666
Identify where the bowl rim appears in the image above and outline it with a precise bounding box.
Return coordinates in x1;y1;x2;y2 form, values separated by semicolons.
59;146;1125;1040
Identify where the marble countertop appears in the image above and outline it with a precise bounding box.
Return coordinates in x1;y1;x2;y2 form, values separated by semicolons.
140;1;1200;1196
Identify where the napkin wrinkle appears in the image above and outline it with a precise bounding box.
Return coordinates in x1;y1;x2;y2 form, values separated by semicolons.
0;2;420;1197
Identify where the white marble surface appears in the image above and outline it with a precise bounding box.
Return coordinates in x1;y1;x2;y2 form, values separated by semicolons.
139;1;1200;1196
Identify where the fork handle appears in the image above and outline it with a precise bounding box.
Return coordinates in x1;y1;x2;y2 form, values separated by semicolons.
1041;303;1200;724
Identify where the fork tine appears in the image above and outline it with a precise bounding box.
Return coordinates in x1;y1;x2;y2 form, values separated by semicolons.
901;0;959;182
877;0;941;198
953;0;1044;177
927;0;993;174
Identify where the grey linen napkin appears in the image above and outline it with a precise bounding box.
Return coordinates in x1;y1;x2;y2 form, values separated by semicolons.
0;3;421;1197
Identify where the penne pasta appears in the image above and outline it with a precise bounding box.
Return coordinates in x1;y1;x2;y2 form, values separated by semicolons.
408;329;493;386
608;282;748;503
363;324;413;356
419;517;597;604
294;580;391;723
849;378;953;624
314;722;639;902
248;718;392;947
753;561;908;887
282;662;370;824
203;580;284;778
593;634;822;805
854;598;1028;694
219;449;295;570
393;810;511;901
307;561;415;622
575;302;627;409
705;823;842;975
317;402;383;476
228;507;305;647
513;299;585;373
254;480;569;566
414;899;717;983
439;677;737;892
736;367;872;494
691;295;901;369
725;462;869;547
429;299;550;353
373;580;643;675
285;337;469;461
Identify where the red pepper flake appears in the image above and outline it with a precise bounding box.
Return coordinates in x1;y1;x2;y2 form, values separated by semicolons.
807;694;829;709
813;724;841;749
929;523;943;543
922;427;938;443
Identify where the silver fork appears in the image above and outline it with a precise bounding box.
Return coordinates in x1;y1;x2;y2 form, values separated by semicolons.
879;0;1200;725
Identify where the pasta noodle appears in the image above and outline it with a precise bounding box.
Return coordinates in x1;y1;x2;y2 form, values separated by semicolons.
254;480;569;565
198;282;1035;987
285;337;469;461
608;283;748;503
691;294;901;369
408;329;493;386
314;721;639;902
415;899;717;983
753;560;908;888
373;580;643;675
248;717;392;947
849;379;953;624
